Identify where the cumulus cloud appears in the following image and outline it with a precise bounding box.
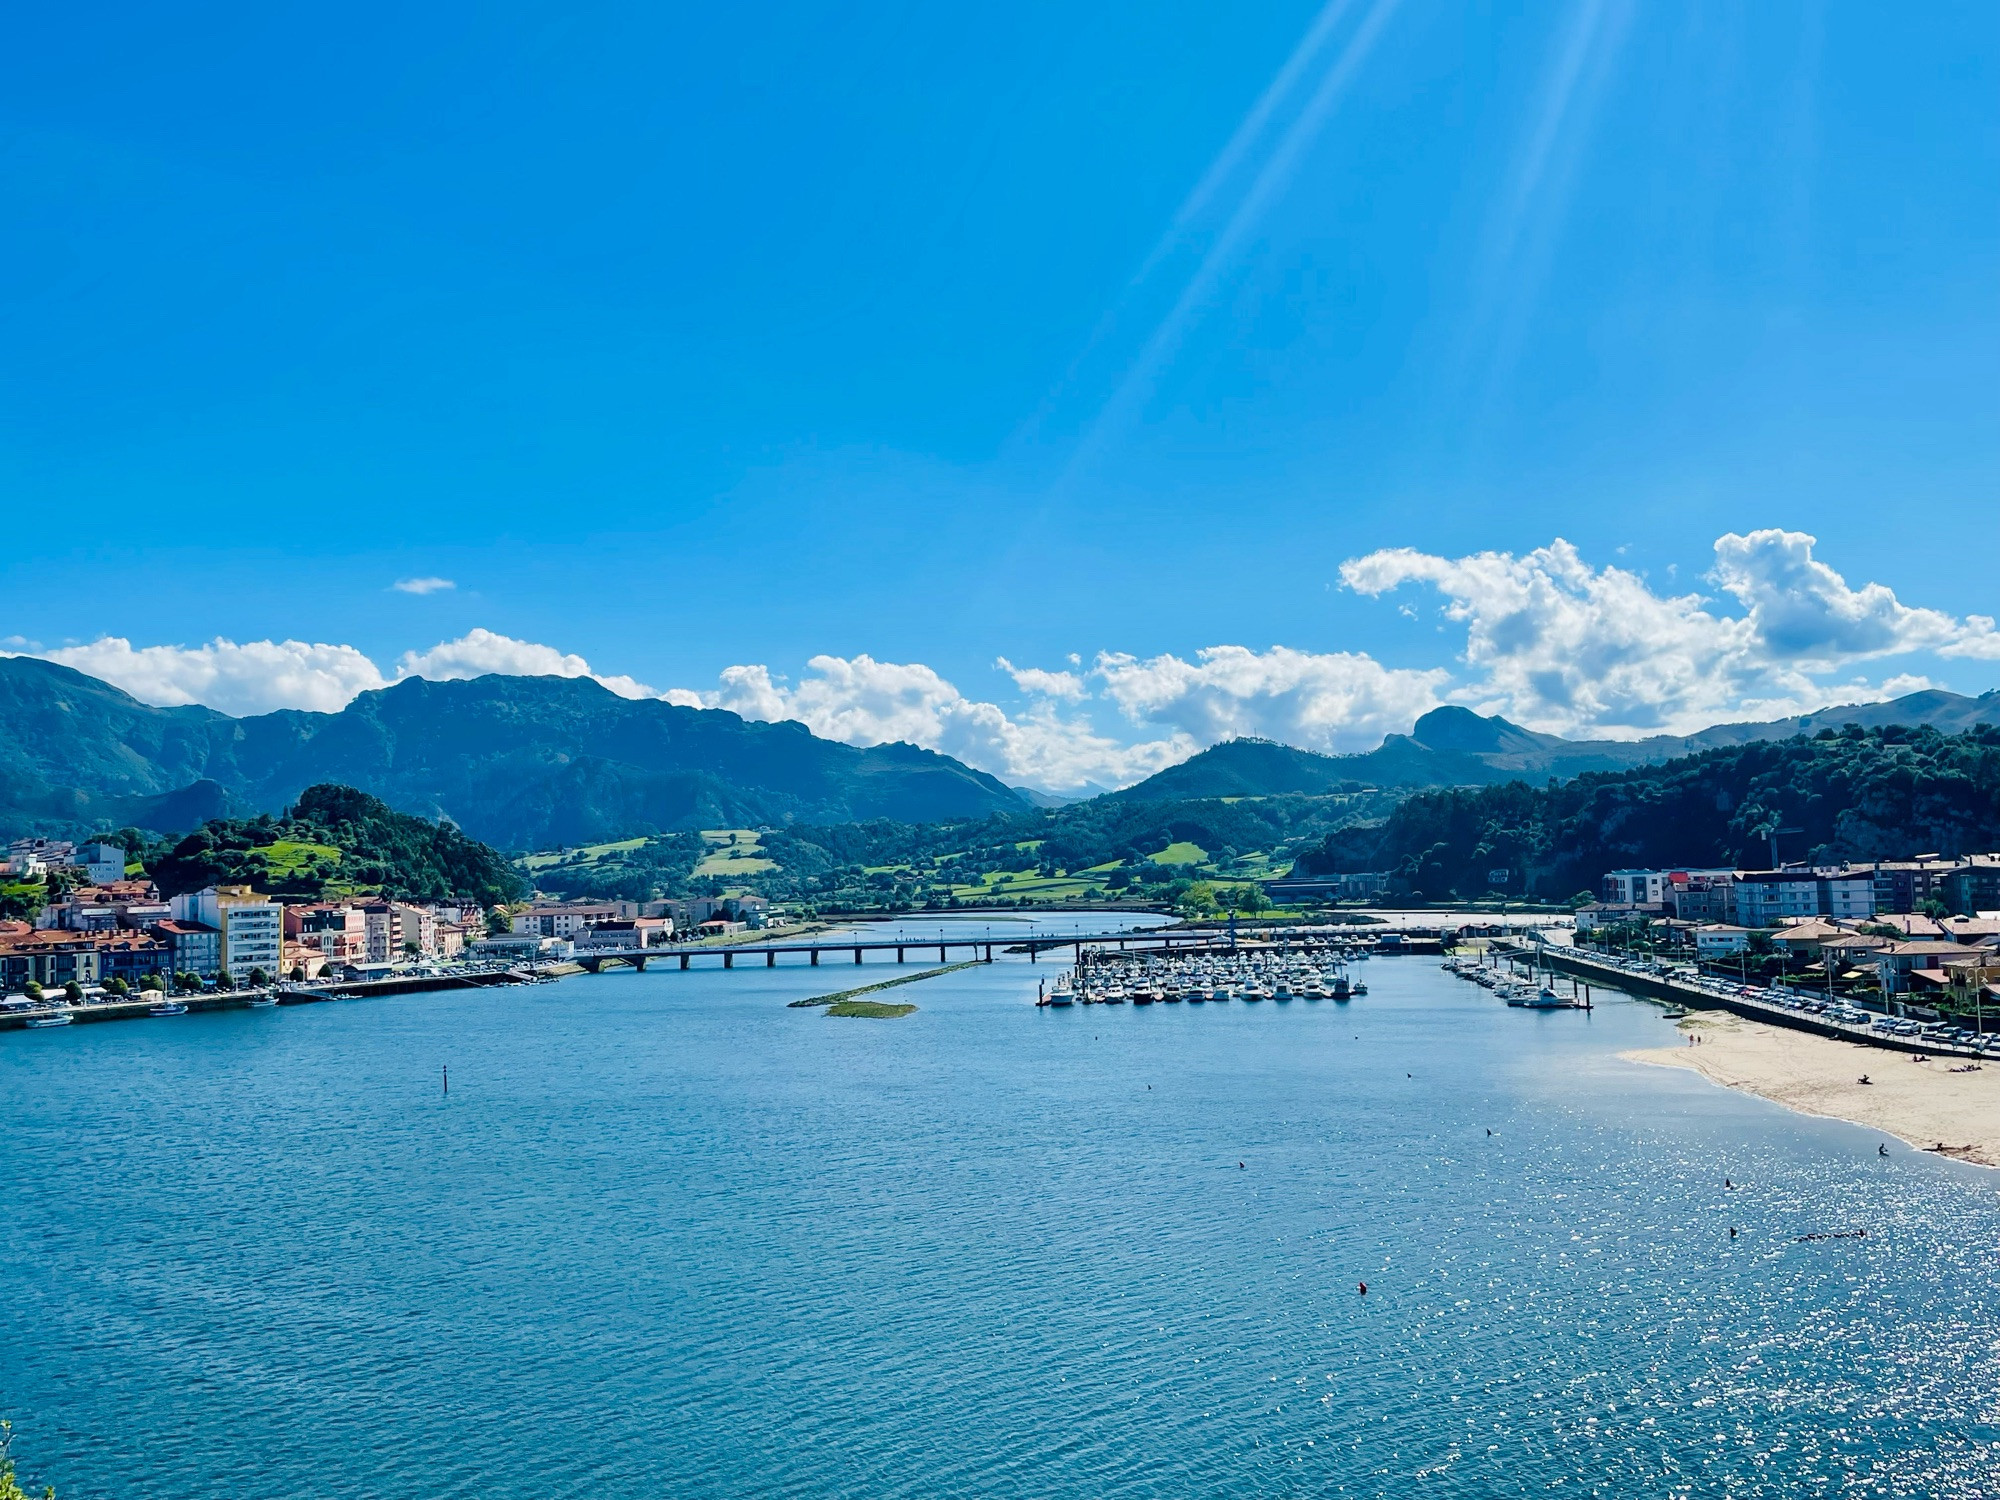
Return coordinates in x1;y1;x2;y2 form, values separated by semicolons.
38;637;389;716
996;656;1088;701
1094;645;1448;752
394;628;657;699
391;576;456;595
1340;529;1998;735
673;654;1182;792
23;529;1992;789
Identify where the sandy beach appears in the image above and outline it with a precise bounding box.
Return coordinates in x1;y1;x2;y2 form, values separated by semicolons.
1624;1012;2000;1167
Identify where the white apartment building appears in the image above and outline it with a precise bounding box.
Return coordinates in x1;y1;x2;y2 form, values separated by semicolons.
222;903;284;981
170;885;284;980
392;903;439;959
513;903;625;939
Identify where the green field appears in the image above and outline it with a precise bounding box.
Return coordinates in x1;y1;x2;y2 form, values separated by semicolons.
1148;841;1207;865
519;837;647;872
253;840;343;877
694;829;779;878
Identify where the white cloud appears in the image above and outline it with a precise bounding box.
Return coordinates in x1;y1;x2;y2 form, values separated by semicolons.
24;529;1993;792
37;637;390;717
1094;645;1449;752
1340;529;1998;735
996;656;1088;701
391;576;456;595
672;654;1185;792
394;628;658;699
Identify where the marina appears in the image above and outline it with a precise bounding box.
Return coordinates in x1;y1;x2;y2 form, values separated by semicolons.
1036;943;1372;1006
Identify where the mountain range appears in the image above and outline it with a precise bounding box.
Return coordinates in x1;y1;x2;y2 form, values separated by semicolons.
7;652;2000;851
1113;693;2000;802
0;657;1027;848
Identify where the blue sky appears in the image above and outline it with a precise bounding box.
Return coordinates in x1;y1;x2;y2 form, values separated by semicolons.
4;1;1999;788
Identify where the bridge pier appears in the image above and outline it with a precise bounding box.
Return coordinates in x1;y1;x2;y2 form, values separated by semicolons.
767;951;776;967
939;944;947;962
984;943;992;962
897;946;905;963
634;955;647;972
680;954;689;970
854;948;863;964
724;951;734;969
811;949;819;966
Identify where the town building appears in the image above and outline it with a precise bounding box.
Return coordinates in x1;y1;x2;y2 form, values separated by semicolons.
150;920;221;980
1874;940;1977;994
392;903;440;959
512;902;629;939
1869;858;1964;914
0;932;103;992
1732;871;1824;927
72;842;129;885
1693;924;1753;959
171;885;284;982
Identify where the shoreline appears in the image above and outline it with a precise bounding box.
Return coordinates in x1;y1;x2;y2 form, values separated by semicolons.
1624;1012;2000;1167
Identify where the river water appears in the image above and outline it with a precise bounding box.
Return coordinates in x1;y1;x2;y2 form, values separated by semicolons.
5;914;1999;1498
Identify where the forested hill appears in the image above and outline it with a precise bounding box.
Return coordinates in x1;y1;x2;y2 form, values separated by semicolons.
1116;693;2000;802
143;784;527;905
1297;725;2000;903
0;656;1027;846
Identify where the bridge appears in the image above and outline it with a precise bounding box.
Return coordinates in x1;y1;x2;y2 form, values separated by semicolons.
566;926;1421;973
565;928;1268;973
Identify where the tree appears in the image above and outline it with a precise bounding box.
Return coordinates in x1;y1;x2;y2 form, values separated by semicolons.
247;967;268;987
139;974;164;993
105;977;129;997
23;981;41;1001
402;940;420;956
62;981;81;1003
486;908;512;936
1;1418;55;1500
290;966;306;982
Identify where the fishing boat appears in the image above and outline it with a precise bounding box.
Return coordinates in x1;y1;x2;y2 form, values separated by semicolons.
1331;972;1352;1001
243;991;278;1008
148;999;190;1017
23;1010;72;1028
1048;980;1075;1007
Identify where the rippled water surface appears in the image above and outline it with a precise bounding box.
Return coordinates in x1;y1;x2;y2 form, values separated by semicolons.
7;920;2000;1498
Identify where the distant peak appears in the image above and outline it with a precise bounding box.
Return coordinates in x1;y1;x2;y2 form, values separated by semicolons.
1409;706;1540;753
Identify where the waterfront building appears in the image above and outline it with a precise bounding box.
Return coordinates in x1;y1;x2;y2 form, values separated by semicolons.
1869;858;1965;914
1874;939;1979;994
391;903;439;959
0;932;103;991
1693;924;1753;959
150;920;221;980
171;886;283;981
513;902;628;939
93;933;175;987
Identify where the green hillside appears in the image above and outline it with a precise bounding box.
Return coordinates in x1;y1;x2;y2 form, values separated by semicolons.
0;657;1029;848
1298;724;2000;903
143;783;526;905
